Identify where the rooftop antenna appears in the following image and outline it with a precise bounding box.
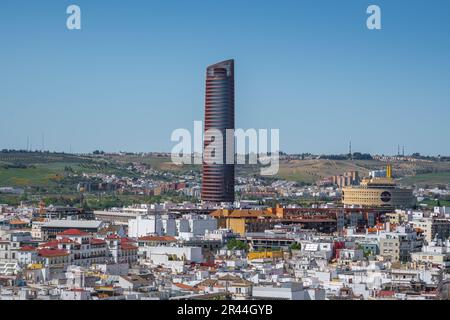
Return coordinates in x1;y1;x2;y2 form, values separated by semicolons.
397;144;400;156
402;146;405;157
41;132;45;152
26;136;29;151
349;141;352;160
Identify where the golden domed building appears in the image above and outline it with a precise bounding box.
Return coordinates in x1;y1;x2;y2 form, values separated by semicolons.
342;165;415;209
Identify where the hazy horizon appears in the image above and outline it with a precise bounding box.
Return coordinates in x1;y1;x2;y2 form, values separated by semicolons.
0;149;446;158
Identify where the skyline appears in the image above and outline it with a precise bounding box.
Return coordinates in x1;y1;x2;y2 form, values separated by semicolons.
1;0;450;155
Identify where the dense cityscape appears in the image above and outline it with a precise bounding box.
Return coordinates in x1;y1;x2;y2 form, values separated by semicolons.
1;60;450;301
2;3;450;315
1;158;450;300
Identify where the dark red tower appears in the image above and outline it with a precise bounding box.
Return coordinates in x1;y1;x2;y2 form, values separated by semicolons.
201;59;235;203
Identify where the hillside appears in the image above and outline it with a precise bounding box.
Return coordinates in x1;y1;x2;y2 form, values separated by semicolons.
1;152;450;188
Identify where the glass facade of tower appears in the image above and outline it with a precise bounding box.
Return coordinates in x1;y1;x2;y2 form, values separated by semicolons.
201;59;235;203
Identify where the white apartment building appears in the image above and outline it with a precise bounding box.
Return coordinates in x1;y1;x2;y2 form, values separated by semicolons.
128;214;217;238
139;245;203;263
412;218;450;243
31;221;45;240
252;282;305;300
379;226;423;263
411;239;450;269
0;232;31;263
128;215;176;238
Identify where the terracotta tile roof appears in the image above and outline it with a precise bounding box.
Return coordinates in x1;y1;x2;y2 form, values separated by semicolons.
200;261;216;267
377;290;395;297
20;245;36;252
90;238;106;245
173;282;200;292
218;274;242;282
197;279;218;287
40;240;60;248
120;243;138;250
9;219;28;225
106;234;121;239
38;248;69;258
217;275;253;286
41;238;79;247
58;237;79;244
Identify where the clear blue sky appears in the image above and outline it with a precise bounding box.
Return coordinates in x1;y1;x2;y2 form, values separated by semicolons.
1;0;449;155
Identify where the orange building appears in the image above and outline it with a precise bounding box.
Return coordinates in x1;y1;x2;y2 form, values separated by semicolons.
210;209;277;235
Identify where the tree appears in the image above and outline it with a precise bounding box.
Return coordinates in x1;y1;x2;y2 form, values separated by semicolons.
227;239;248;251
364;250;373;258
290;243;301;250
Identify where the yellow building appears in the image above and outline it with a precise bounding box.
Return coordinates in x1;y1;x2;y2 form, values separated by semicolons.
342;165;415;209
247;251;283;260
210;209;277;235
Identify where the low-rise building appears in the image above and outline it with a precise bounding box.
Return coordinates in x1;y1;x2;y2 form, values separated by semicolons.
411;239;450;269
40;220;105;240
252;282;305;300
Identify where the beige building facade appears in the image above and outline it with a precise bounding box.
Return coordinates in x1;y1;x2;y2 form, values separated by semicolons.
342;165;414;209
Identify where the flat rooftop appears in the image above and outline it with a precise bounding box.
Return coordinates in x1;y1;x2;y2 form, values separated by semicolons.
41;220;104;229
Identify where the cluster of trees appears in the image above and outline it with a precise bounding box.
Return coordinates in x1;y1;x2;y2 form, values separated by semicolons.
226;239;249;251
351;152;373;160
41;195;84;207
1;149;52;154
411;153;450;162
319;153;373;160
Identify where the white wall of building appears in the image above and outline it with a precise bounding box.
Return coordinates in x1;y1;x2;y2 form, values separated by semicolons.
128;214;217;238
141;246;203;263
252;283;304;300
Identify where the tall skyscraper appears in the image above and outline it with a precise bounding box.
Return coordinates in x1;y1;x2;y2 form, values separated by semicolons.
201;59;235;203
